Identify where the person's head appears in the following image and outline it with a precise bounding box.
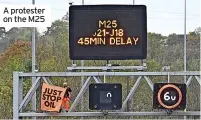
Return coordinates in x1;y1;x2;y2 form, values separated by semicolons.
63;82;67;88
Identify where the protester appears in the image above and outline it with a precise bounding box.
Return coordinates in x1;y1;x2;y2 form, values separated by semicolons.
60;82;72;112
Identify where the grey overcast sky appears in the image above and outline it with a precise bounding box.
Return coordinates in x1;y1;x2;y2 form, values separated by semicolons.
0;0;200;36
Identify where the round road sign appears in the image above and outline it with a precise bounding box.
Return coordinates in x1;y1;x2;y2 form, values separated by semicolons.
157;84;182;109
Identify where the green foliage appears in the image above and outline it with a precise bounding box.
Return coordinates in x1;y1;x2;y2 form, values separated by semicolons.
167;33;178;45
147;32;165;64
0;40;31;118
40;57;57;71
187;59;200;71
188;27;200;41
146;59;162;71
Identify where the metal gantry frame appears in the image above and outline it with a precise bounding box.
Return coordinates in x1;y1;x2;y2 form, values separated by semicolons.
13;70;201;119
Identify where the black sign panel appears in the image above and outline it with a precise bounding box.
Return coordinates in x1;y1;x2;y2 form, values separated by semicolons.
89;83;122;110
69;5;147;60
153;83;186;110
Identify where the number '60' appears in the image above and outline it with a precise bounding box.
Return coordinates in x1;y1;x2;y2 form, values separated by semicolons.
164;92;176;101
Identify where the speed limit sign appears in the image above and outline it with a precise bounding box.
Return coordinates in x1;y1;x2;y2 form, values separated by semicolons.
153;83;186;110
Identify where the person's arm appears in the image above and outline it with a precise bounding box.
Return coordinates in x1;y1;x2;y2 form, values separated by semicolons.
69;87;72;92
67;87;72;98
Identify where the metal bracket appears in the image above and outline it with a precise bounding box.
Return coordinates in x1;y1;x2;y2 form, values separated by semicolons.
102;111;109;116
67;66;147;71
166;109;173;115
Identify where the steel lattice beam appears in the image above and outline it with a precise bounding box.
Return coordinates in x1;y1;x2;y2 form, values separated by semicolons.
120;76;142;111
18;71;200;77
13;71;201;119
19;111;200;117
19;77;41;110
68;76;91;112
67;66;147;71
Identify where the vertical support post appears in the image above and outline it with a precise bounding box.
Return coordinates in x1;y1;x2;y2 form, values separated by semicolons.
18;76;23;119
81;60;84;112
184;0;187;119
127;76;130;112
132;0;135;117
31;0;37;119
72;60;75;65
168;72;170;83
103;72;106;83
132;1;135;118
19;76;23;112
81;0;85;114
13;72;19;119
184;0;187;84
106;60;109;65
200;21;201;120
